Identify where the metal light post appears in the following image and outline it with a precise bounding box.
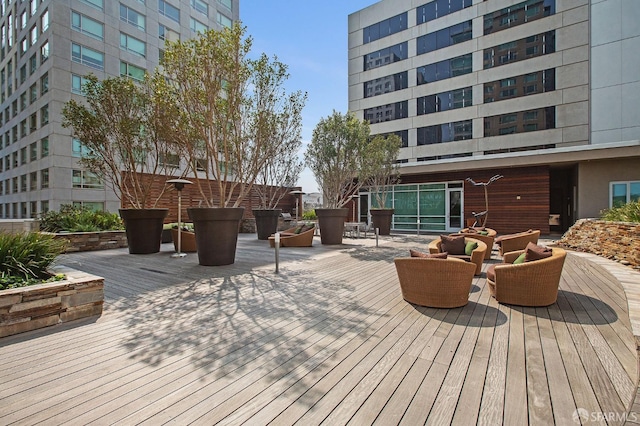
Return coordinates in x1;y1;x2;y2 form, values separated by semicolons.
289;190;305;222
167;179;192;258
351;194;360;222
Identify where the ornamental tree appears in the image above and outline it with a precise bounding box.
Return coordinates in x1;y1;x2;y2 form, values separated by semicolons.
305;111;372;208
365;134;402;209
155;23;305;208
62;74;182;209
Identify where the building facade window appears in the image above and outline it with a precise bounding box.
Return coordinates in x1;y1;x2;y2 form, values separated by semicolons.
40;72;48;94
416;21;472;55
120;33;146;57
483;106;555;137
71;11;104;40
364;71;408;98
216;12;232;28
72;169;103;188
417;120;473;145
40;104;49;126
71;74;88;94
40;168;49;188
158;0;180;23
610;181;640;208
484;69;555;103
71;43;105;70
81;0;104;10
159;23;179;41
417;53;472;85
417;87;473;115
484;31;555;69
72;201;105;211
363;42;408;72
416;0;473;25
218;0;232;11
72;138;91;157
41;137;49;157
373;130;409;148
363;12;407;44
41;9;49;32
41;40;49;62
484;0;555;35
120;4;146;30
191;0;208;16
29;171;37;190
120;61;145;81
190;17;208;33
365;101;408;124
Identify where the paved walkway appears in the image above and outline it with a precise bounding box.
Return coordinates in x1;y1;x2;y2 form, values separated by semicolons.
1;233;639;425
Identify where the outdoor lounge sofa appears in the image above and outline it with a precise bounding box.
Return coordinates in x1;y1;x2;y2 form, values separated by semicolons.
494;229;540;256
458;227;497;260
394;256;476;308
268;224;315;248
486;246;566;306
428;236;487;275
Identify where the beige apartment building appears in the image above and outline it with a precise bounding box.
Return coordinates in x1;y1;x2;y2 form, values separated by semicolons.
349;0;640;234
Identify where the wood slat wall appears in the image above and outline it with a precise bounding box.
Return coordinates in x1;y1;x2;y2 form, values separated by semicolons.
120;173;298;224
400;166;550;234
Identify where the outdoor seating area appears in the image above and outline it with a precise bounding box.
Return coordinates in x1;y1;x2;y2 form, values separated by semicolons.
427;235;487;275
1;232;639;424
268;223;315;247
495;229;541;256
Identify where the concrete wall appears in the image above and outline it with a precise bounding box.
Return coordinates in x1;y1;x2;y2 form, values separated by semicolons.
577;157;640;218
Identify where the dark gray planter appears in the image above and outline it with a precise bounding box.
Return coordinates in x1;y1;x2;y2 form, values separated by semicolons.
187;207;244;266
119;208;168;254
253;209;282;240
370;208;394;235
316;208;349;245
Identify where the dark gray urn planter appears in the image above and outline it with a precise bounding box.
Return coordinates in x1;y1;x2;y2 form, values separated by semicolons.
316;208;349;245
370;208;394;235
119;208;168;254
187;207;244;266
253;209;282;240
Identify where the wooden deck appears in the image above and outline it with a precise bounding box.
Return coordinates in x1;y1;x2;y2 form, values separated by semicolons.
1;233;639;425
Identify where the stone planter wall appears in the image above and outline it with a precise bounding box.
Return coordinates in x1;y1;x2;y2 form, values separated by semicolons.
47;230;128;252
0;266;104;338
558;219;640;269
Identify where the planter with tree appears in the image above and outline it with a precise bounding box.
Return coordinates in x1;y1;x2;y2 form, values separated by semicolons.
62;75;183;254
366;134;402;235
156;24;305;265
305;111;374;245
251;67;306;240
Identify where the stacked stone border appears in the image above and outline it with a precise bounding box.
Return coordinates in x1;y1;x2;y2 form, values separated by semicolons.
0;266;104;338
558;219;639;269
46;230;129;252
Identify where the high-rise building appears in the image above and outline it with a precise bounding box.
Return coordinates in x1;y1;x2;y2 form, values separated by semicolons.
349;0;640;234
0;0;239;218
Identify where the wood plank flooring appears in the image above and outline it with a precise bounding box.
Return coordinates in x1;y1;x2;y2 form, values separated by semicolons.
0;233;638;425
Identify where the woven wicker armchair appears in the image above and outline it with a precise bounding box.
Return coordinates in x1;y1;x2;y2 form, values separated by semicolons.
458;228;497;260
487;247;567;306
495;229;540;256
428;237;487;275
394;257;477;308
268;225;315;248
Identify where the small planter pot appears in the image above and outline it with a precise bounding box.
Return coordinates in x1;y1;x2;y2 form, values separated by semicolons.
187;207;244;266
253;209;282;240
119;208;168;254
316;208;349;245
370;208;394;235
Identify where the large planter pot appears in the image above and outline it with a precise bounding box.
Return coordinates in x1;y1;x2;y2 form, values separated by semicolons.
187;207;244;266
253;209;282;240
119;208;168;254
370;208;394;235
316;208;349;245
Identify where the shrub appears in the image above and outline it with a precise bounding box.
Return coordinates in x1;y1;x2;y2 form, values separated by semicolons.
0;232;66;290
40;205;124;232
600;201;640;223
302;210;317;220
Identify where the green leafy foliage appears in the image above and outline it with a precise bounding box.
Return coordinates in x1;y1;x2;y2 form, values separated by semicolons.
600;201;640;223
302;210;317;220
40;204;123;232
0;232;66;289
